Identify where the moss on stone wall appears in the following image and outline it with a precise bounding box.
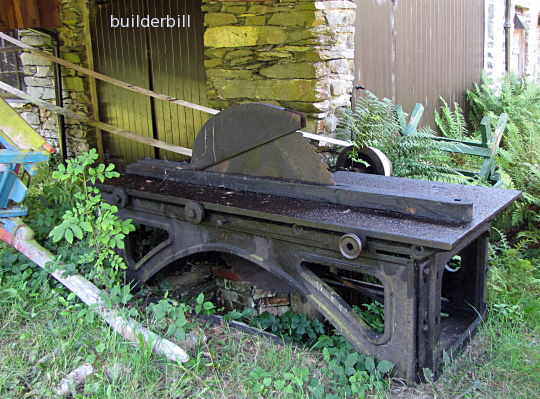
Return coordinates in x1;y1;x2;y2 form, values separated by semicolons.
203;0;356;133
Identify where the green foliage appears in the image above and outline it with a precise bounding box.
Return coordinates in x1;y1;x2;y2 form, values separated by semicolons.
193;292;216;315
338;91;464;182
467;75;540;239
353;301;384;334
435;98;470;140
47;149;135;287
488;236;540;330
251;310;326;346
314;335;393;398
147;298;192;341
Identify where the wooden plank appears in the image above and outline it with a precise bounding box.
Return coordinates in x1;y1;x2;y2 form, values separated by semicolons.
0;32;351;150
402;104;424;136
11;0;41;28
0;80;193;157
436;142;491;158
36;0;60;28
81;2;104;160
0;32;219;116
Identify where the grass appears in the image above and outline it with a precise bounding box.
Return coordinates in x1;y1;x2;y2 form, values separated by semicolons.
0;265;539;398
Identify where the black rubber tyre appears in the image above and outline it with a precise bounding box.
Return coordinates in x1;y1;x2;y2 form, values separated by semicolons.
335;146;392;176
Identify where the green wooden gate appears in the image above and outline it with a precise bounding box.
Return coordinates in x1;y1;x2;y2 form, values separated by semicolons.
91;0;208;163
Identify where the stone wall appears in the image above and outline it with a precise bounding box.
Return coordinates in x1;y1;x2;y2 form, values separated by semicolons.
12;0;92;155
202;0;356;134
485;0;540;83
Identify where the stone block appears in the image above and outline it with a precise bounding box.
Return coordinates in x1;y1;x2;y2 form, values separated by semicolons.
24;76;53;87
256;51;292;60
21;53;51;66
204;12;238;26
280;100;330;112
204;26;288;47
63;77;85;91
228;56;254;66
20;112;40;125
330;94;351;108
204;58;223;68
327;59;353;74
215;79;327;102
27;86;55;100
20;34;51;46
314;1;357;10
259;62;327;79
248;5;271;14
276;45;312;52
222;5;248;13
330;80;350;96
35;66;53;77
205;48;229;58
245;16;266;25
324;9;356;26
224;49;253;60
268;11;325;27
206;69;254;79
23;66;37;75
63;52;81;64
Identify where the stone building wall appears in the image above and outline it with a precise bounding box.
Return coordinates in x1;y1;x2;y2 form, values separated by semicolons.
11;0;92;155
485;0;540;83
202;0;356;133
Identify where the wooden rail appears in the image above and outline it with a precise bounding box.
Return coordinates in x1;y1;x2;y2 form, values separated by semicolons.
0;31;349;150
0;81;193;157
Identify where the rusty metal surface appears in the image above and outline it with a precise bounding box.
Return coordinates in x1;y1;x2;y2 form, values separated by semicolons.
100;174;500;382
100;170;519;251
354;0;485;127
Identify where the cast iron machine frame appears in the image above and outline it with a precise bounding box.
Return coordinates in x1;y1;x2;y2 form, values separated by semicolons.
99;104;519;382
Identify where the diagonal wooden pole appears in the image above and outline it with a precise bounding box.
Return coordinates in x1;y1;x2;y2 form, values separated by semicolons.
0;31;350;148
0;218;190;363
0;81;193;157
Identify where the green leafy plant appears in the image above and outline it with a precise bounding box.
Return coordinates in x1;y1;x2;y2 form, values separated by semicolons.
147;298;191;341
193;292;216;315
252;310;326;346
47;149;135;287
467;75;540;241
353;301;384;334
338;91;463;182
435;97;470;140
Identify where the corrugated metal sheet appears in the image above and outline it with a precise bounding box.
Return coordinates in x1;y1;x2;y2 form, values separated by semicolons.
91;0;208;163
355;0;485;129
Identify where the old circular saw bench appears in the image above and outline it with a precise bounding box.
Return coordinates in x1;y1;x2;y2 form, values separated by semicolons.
98;103;520;383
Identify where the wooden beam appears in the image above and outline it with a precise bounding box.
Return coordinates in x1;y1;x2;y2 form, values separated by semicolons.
0;32;219;116
0;32;350;149
81;1;104;161
0;80;193;157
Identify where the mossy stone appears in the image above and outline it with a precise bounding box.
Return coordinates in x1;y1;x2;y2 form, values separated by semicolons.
204;26;287;48
245;16;266;25
204;58;223;68
215;79;324;102
259;62;325;79
268;11;324;27
204;13;237;26
206;69;254;79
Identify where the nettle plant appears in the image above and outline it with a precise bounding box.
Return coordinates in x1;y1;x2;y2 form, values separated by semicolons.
48;149;135;287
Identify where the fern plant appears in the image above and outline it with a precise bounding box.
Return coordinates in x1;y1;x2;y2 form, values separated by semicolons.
434;98;470;140
467;74;540;240
338;91;464;182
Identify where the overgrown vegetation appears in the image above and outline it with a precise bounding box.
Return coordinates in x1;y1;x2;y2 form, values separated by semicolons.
0;75;539;397
338;91;464;182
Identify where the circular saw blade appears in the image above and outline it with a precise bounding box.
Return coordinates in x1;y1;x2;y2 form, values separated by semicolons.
206;133;335;185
